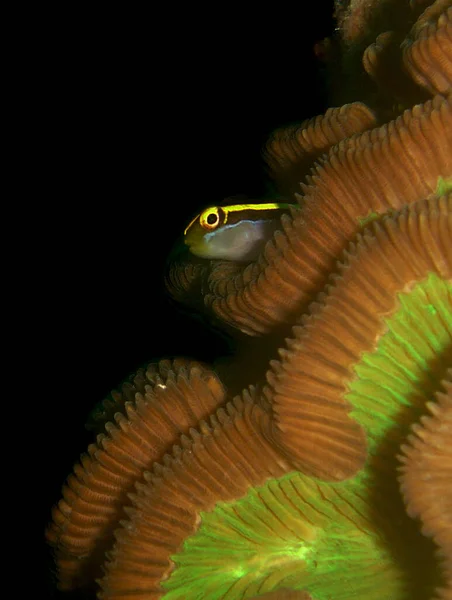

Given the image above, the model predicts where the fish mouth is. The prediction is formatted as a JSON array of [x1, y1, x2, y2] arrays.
[[183, 239, 195, 253], [183, 232, 200, 254], [185, 244, 203, 258], [183, 235, 198, 254]]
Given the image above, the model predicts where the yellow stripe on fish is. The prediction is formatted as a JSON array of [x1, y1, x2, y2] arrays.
[[184, 203, 296, 261]]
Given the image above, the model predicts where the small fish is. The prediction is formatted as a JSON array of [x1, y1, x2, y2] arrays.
[[184, 202, 295, 261]]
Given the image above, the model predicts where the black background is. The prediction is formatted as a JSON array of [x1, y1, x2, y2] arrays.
[[39, 4, 335, 597]]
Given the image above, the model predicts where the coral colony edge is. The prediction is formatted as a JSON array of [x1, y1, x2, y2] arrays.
[[46, 1, 452, 599]]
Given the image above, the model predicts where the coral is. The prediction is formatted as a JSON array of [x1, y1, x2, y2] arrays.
[[399, 370, 452, 599], [47, 1, 452, 598]]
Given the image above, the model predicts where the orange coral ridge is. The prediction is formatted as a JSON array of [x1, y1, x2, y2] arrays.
[[46, 361, 226, 591], [403, 5, 452, 95], [87, 358, 204, 432], [361, 1, 452, 102], [265, 195, 451, 481], [362, 31, 428, 103], [263, 102, 376, 198], [399, 370, 452, 599], [99, 390, 290, 598]]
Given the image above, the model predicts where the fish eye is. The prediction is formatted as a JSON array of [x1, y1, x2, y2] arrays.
[[200, 208, 220, 230]]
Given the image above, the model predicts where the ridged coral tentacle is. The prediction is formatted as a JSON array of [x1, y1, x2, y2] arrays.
[[46, 361, 226, 591], [264, 103, 376, 198], [99, 390, 290, 599], [403, 5, 452, 95], [266, 196, 452, 481], [399, 370, 452, 600]]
